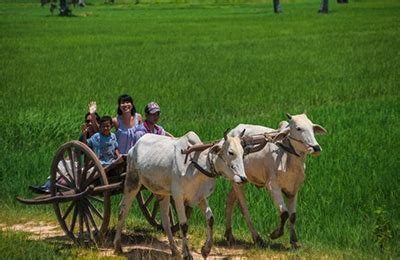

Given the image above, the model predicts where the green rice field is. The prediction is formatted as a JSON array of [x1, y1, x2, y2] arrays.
[[0, 0, 399, 258]]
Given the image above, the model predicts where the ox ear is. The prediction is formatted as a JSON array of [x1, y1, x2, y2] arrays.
[[273, 127, 290, 142], [286, 113, 293, 120], [313, 124, 327, 135], [277, 121, 289, 131], [223, 128, 231, 141]]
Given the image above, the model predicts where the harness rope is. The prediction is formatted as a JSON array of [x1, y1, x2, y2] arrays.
[[276, 139, 300, 157], [190, 147, 220, 178]]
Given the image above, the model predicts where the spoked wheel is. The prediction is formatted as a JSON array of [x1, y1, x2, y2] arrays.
[[136, 187, 192, 233], [51, 141, 111, 245]]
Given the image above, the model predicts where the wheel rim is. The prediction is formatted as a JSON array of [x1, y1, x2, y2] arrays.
[[51, 141, 111, 244], [136, 187, 190, 233]]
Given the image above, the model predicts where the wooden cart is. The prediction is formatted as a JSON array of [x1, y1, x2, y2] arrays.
[[17, 141, 183, 244]]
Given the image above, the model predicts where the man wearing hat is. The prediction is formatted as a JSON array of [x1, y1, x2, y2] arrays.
[[135, 102, 173, 141]]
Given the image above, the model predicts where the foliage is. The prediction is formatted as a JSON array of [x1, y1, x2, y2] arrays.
[[373, 207, 392, 252], [0, 230, 75, 259]]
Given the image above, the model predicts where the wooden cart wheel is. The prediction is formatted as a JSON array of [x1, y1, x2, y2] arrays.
[[51, 141, 111, 245], [136, 187, 192, 233]]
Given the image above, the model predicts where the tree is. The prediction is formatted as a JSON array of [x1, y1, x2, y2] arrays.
[[319, 0, 329, 13], [59, 0, 72, 16], [273, 0, 282, 13]]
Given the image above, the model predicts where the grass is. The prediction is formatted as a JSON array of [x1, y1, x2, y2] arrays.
[[0, 230, 75, 259], [0, 0, 399, 258], [0, 229, 126, 259]]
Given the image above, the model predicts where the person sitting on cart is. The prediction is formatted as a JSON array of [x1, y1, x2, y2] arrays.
[[29, 102, 100, 194], [79, 101, 100, 141], [82, 115, 121, 166], [135, 101, 173, 141], [112, 94, 143, 155]]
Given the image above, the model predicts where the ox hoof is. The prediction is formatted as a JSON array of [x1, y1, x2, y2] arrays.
[[270, 228, 284, 240], [224, 229, 235, 246], [171, 248, 181, 259], [114, 246, 123, 255], [201, 245, 211, 258], [291, 242, 300, 249], [183, 253, 193, 260], [254, 236, 266, 247]]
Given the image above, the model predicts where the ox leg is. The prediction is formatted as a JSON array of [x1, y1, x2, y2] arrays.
[[224, 187, 237, 245], [267, 185, 288, 240], [287, 193, 299, 249], [199, 199, 214, 258], [173, 195, 192, 260], [113, 171, 140, 254], [232, 183, 265, 247], [159, 196, 180, 257]]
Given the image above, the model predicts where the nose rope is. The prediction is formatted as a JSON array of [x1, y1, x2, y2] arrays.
[[289, 135, 319, 151], [276, 136, 301, 157], [186, 143, 244, 180], [209, 147, 246, 181], [285, 135, 320, 156], [288, 135, 306, 146]]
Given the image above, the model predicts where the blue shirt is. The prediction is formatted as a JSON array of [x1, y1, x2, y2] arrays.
[[87, 132, 118, 166]]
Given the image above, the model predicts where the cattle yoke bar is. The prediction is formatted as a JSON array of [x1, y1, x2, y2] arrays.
[[181, 132, 277, 161]]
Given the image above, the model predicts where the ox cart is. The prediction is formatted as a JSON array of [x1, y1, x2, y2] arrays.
[[17, 133, 271, 245], [17, 141, 186, 244]]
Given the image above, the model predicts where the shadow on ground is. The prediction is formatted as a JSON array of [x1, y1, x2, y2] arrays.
[[105, 227, 173, 259], [40, 225, 290, 259], [215, 238, 290, 252]]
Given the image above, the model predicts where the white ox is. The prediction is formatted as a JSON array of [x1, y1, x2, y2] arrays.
[[225, 113, 327, 248], [114, 131, 247, 258]]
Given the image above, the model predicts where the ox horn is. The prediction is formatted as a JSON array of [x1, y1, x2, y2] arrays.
[[286, 113, 293, 120], [223, 128, 230, 141], [239, 129, 246, 138]]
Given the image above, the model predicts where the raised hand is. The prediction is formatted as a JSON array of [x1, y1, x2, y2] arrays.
[[89, 101, 97, 114]]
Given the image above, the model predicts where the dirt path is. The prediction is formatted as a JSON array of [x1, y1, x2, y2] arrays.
[[0, 221, 259, 259]]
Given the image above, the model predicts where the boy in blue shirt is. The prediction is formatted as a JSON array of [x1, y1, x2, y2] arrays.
[[83, 115, 121, 166]]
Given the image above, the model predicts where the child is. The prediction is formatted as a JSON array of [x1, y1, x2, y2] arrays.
[[83, 115, 121, 166], [135, 101, 173, 141]]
